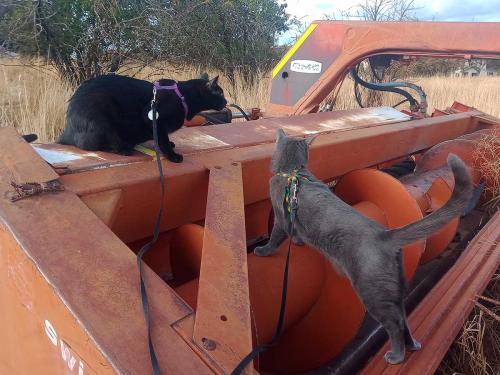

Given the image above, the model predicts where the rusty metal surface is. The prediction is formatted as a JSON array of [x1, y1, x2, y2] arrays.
[[0, 226, 112, 375], [193, 163, 254, 374], [1, 109, 496, 374], [40, 107, 410, 175], [80, 189, 123, 228], [266, 21, 500, 115], [0, 129, 213, 374], [59, 111, 485, 245], [361, 210, 500, 374], [0, 127, 59, 182]]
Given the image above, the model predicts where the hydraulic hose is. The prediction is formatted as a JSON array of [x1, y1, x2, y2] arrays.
[[350, 67, 427, 112]]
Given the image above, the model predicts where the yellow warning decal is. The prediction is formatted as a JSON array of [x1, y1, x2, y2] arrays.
[[272, 23, 318, 79]]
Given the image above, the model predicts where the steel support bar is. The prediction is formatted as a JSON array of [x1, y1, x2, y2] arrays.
[[193, 163, 254, 374]]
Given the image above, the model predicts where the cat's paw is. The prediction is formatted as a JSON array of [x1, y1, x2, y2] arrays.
[[293, 237, 305, 246], [166, 152, 183, 163], [384, 350, 405, 365], [406, 339, 422, 351], [254, 246, 272, 257], [118, 148, 134, 156]]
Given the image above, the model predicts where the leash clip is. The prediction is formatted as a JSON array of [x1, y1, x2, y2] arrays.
[[152, 86, 157, 105], [149, 87, 159, 121]]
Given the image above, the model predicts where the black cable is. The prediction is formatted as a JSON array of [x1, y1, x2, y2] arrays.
[[228, 103, 251, 121], [351, 66, 418, 109], [370, 62, 385, 82]]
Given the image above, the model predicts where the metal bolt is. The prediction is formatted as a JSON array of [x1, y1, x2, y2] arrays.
[[201, 337, 216, 351]]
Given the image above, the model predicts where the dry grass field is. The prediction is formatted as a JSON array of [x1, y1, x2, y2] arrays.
[[1, 58, 499, 141], [0, 58, 499, 373]]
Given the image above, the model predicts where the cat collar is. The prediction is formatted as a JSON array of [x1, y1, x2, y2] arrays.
[[152, 81, 189, 118]]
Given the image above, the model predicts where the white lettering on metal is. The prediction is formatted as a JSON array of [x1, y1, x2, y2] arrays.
[[290, 60, 322, 74]]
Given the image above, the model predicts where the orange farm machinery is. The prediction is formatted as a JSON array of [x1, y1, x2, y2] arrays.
[[0, 21, 499, 375]]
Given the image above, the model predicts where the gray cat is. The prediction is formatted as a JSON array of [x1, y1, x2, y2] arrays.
[[254, 129, 473, 365]]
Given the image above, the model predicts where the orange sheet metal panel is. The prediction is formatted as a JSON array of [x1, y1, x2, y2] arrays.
[[0, 226, 114, 375], [0, 127, 59, 182], [0, 129, 212, 374]]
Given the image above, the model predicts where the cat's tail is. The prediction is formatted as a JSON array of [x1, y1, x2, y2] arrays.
[[22, 134, 38, 143], [385, 154, 474, 248]]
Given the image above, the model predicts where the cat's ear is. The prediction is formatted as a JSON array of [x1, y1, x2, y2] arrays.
[[207, 75, 219, 88], [276, 128, 286, 142], [305, 134, 317, 146], [199, 72, 209, 81]]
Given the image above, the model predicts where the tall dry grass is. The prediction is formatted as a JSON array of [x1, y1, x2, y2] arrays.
[[0, 59, 72, 142], [119, 63, 271, 109], [437, 272, 500, 375], [1, 58, 499, 141], [0, 59, 270, 141]]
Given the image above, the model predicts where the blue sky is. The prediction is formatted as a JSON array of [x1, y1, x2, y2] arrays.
[[283, 0, 500, 23], [279, 0, 500, 44]]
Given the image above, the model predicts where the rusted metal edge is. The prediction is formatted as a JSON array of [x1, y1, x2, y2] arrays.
[[361, 210, 500, 374], [0, 127, 59, 183], [62, 111, 483, 198]]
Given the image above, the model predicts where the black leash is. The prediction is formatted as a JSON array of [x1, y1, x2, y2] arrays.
[[138, 88, 296, 374], [137, 89, 164, 375], [231, 180, 299, 375]]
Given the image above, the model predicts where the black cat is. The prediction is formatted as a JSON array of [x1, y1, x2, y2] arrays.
[[57, 74, 227, 163]]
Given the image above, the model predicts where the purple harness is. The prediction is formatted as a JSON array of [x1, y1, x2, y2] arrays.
[[153, 81, 189, 118]]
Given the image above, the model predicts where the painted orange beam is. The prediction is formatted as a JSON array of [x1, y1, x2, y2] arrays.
[[193, 163, 254, 374]]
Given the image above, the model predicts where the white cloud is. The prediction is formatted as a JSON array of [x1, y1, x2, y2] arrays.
[[279, 0, 500, 44], [283, 0, 500, 24], [283, 0, 359, 23]]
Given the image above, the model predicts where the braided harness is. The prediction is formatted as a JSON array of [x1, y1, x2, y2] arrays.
[[276, 169, 311, 223]]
